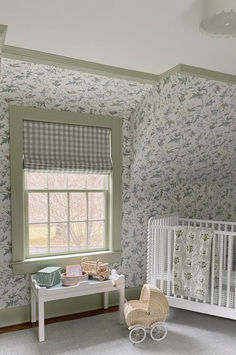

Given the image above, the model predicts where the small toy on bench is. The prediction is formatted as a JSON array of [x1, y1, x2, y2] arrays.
[[124, 284, 169, 344], [81, 257, 111, 281]]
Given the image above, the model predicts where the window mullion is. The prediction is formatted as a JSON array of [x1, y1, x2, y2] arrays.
[[86, 190, 88, 250], [47, 192, 50, 253], [67, 192, 70, 252]]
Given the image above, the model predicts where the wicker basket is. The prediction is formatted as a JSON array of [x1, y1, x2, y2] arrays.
[[81, 257, 111, 281], [124, 284, 169, 328], [61, 272, 88, 287]]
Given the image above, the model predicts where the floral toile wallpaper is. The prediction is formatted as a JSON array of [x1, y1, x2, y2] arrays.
[[124, 73, 236, 288], [0, 58, 153, 309], [0, 58, 236, 309], [131, 73, 236, 187]]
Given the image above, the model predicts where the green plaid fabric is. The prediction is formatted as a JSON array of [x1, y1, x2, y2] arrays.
[[23, 120, 112, 173]]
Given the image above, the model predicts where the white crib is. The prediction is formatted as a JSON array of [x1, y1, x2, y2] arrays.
[[147, 214, 236, 320]]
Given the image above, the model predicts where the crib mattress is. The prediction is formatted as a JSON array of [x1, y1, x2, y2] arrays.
[[156, 270, 235, 308]]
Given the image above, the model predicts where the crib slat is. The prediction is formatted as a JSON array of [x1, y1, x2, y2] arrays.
[[187, 219, 192, 300], [234, 235, 236, 310], [218, 234, 223, 306], [223, 237, 227, 270], [202, 224, 206, 306], [147, 221, 151, 284], [211, 235, 216, 305], [235, 268, 236, 309], [226, 235, 233, 308], [153, 220, 158, 287], [150, 220, 154, 285], [179, 220, 184, 300], [193, 220, 200, 303], [160, 218, 164, 292], [147, 220, 151, 284], [167, 229, 171, 296]]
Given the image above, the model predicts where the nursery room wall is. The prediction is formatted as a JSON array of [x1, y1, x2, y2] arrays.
[[0, 57, 152, 311], [127, 71, 236, 282], [0, 56, 236, 321], [130, 72, 236, 221]]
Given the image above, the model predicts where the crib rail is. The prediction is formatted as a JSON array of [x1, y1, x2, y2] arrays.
[[147, 214, 236, 320]]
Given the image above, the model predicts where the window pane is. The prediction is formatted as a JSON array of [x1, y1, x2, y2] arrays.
[[50, 223, 68, 253], [28, 193, 48, 223], [70, 193, 86, 221], [70, 222, 86, 250], [88, 221, 104, 249], [47, 173, 67, 189], [88, 192, 105, 220], [50, 193, 67, 222], [26, 172, 47, 190], [68, 174, 86, 189], [29, 224, 48, 255], [87, 175, 104, 189]]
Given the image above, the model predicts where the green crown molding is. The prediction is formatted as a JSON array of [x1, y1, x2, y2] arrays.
[[2, 45, 158, 84], [158, 64, 236, 85], [2, 44, 236, 85], [176, 64, 236, 85], [0, 24, 8, 45]]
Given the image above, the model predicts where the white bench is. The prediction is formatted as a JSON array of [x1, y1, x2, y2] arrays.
[[30, 271, 125, 342]]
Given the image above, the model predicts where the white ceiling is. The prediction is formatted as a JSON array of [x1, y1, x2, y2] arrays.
[[0, 0, 236, 75]]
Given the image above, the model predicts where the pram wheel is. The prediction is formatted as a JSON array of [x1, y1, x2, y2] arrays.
[[150, 322, 167, 342], [129, 326, 146, 344]]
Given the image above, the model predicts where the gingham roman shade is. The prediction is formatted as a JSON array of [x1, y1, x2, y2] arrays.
[[23, 120, 112, 173]]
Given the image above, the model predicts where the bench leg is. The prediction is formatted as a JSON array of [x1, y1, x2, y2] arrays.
[[31, 288, 37, 323], [38, 299, 45, 342], [104, 292, 109, 309]]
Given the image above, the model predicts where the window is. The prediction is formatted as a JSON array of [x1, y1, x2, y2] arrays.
[[10, 106, 122, 274], [26, 173, 108, 257]]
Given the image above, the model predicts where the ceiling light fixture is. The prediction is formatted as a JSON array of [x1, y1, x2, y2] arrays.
[[200, 0, 236, 37]]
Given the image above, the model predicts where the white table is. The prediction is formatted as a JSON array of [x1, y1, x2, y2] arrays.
[[30, 272, 125, 342]]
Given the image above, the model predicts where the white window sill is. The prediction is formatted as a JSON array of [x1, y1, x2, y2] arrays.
[[12, 251, 121, 275]]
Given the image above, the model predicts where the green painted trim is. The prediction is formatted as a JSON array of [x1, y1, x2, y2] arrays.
[[0, 24, 8, 45], [0, 286, 141, 327], [159, 65, 181, 80], [9, 106, 25, 263], [0, 304, 30, 328], [12, 251, 121, 275], [3, 45, 236, 85], [2, 45, 158, 84], [176, 64, 236, 85], [9, 106, 122, 274], [159, 63, 236, 85]]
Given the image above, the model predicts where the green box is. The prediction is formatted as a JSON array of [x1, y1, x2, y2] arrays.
[[37, 266, 62, 287]]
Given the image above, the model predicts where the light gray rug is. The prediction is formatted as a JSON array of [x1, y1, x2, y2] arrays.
[[0, 308, 235, 355]]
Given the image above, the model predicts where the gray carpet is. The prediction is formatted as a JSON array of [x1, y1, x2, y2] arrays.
[[0, 308, 235, 355]]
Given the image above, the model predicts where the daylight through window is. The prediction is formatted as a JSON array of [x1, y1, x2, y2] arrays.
[[25, 172, 108, 256]]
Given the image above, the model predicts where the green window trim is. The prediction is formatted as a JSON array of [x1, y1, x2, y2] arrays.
[[12, 251, 121, 275], [9, 105, 122, 275]]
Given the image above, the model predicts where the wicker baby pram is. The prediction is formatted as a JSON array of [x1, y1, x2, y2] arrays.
[[124, 284, 169, 344]]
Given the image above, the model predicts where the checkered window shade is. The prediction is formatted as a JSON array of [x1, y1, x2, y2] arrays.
[[23, 120, 112, 173]]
